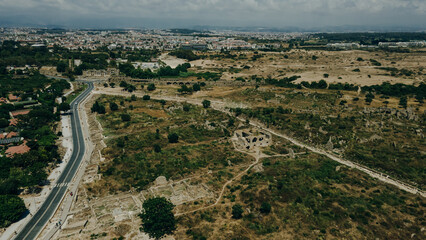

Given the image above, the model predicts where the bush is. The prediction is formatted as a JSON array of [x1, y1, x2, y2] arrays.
[[109, 102, 118, 111], [143, 95, 151, 100], [147, 83, 156, 91], [193, 83, 201, 92], [232, 204, 244, 219], [153, 144, 162, 153], [260, 202, 271, 214], [183, 104, 190, 112], [168, 133, 179, 143], [399, 96, 407, 108], [121, 114, 131, 122], [202, 100, 211, 108]]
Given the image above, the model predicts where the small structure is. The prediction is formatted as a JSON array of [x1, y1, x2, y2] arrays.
[[233, 128, 272, 152]]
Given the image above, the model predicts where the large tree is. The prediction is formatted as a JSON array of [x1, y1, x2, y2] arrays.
[[140, 197, 176, 239], [0, 195, 27, 228]]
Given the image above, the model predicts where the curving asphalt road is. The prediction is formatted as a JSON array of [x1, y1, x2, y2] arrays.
[[15, 82, 93, 240]]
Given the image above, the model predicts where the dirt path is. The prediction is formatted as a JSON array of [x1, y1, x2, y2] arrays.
[[93, 88, 425, 198]]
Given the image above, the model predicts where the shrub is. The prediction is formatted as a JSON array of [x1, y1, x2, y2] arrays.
[[121, 114, 131, 122], [183, 104, 190, 112], [109, 102, 118, 111], [168, 133, 179, 143], [232, 204, 244, 219], [260, 202, 271, 214], [202, 100, 211, 108], [143, 95, 151, 100], [153, 144, 162, 153], [147, 83, 156, 91]]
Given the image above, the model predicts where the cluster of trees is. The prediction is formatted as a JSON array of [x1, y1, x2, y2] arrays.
[[119, 81, 136, 92], [119, 63, 191, 79], [0, 195, 27, 228], [169, 49, 199, 61], [91, 101, 106, 114], [362, 82, 425, 101], [177, 83, 204, 93], [265, 75, 423, 101], [126, 49, 160, 62], [1, 78, 70, 227], [0, 40, 59, 67]]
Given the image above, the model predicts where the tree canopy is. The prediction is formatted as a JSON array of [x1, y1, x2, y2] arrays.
[[139, 197, 176, 239], [0, 195, 27, 228]]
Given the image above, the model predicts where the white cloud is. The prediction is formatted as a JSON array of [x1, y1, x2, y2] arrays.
[[0, 0, 424, 27]]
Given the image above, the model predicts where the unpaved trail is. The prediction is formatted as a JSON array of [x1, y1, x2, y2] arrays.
[[93, 88, 425, 198]]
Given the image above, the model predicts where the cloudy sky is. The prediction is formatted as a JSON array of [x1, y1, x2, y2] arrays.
[[0, 0, 425, 30]]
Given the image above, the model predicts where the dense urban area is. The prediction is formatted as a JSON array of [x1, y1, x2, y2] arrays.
[[0, 28, 425, 240]]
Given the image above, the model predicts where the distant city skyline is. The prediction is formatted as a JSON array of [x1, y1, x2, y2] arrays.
[[0, 0, 425, 31]]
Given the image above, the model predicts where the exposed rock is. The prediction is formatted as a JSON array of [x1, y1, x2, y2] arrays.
[[252, 163, 264, 173], [326, 137, 333, 150], [319, 126, 328, 134], [289, 148, 295, 159], [154, 176, 168, 186], [304, 122, 310, 130]]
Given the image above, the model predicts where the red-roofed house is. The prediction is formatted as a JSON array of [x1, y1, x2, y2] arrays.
[[8, 94, 21, 102], [6, 141, 30, 157], [6, 132, 18, 138], [9, 118, 18, 126], [11, 109, 30, 117]]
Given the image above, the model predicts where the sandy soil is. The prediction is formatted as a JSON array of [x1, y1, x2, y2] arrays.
[[159, 53, 187, 68]]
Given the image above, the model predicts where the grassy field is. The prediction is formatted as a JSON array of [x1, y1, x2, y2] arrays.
[[89, 95, 251, 194], [176, 153, 426, 240], [216, 87, 425, 188]]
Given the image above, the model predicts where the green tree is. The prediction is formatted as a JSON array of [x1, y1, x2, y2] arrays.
[[56, 61, 67, 73], [131, 94, 137, 101], [192, 83, 201, 92], [147, 83, 156, 91], [143, 95, 151, 100], [0, 118, 8, 128], [399, 96, 407, 108], [168, 133, 179, 143], [178, 85, 192, 93], [153, 144, 162, 153], [183, 104, 190, 112], [0, 195, 27, 228], [260, 202, 271, 214], [121, 113, 131, 122], [109, 102, 118, 111], [58, 102, 70, 112], [202, 100, 211, 109], [139, 197, 176, 239], [119, 81, 128, 88], [232, 204, 243, 219]]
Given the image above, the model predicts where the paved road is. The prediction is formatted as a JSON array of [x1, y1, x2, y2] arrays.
[[15, 82, 93, 240]]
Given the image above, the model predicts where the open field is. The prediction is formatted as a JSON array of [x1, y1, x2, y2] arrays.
[[58, 84, 425, 239], [183, 49, 425, 86]]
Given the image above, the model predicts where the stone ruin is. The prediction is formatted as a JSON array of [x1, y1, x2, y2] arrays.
[[233, 128, 272, 152]]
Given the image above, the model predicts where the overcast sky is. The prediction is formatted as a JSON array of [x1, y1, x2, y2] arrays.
[[0, 0, 425, 30]]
